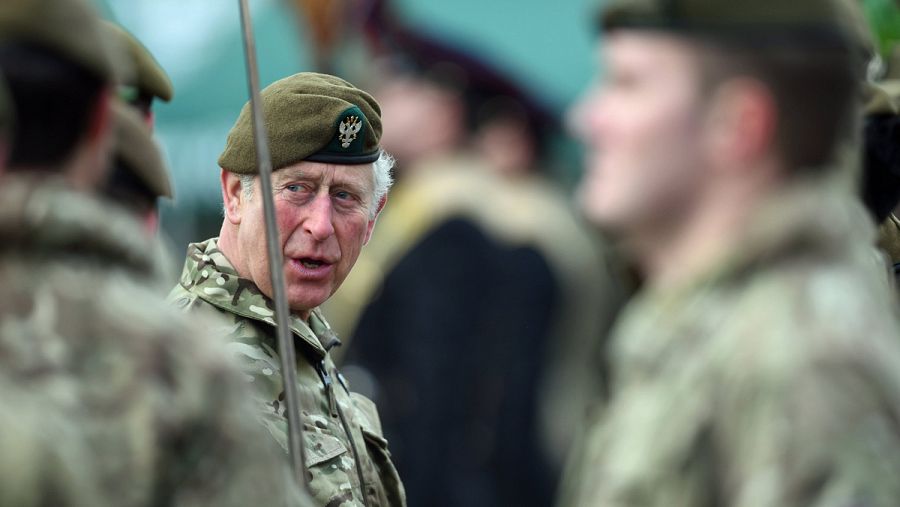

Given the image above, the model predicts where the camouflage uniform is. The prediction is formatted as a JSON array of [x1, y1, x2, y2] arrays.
[[168, 238, 406, 507], [561, 182, 900, 507], [0, 177, 310, 507]]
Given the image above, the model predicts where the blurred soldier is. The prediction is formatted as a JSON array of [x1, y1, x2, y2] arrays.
[[559, 0, 900, 505], [0, 0, 310, 505], [103, 102, 172, 234], [167, 72, 406, 507], [325, 15, 627, 504], [103, 20, 173, 125], [101, 21, 174, 234]]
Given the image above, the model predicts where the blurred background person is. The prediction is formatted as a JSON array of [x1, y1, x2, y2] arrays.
[[560, 0, 900, 506], [100, 21, 175, 235], [316, 3, 628, 505]]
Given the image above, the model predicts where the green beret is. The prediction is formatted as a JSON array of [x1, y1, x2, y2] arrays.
[[103, 21, 173, 102], [112, 101, 172, 198], [599, 0, 859, 50], [0, 0, 116, 81], [218, 72, 382, 174]]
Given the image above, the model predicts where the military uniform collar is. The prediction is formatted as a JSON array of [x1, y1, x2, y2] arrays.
[[177, 237, 341, 356], [644, 178, 873, 301]]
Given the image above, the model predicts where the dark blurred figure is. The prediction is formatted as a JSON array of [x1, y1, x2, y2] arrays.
[[0, 76, 10, 172], [862, 47, 900, 288], [324, 8, 626, 506], [559, 0, 900, 505]]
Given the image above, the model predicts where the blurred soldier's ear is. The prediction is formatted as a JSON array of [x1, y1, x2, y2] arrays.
[[704, 77, 779, 173], [221, 169, 247, 225]]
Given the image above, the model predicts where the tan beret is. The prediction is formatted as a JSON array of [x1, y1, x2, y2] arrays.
[[218, 72, 382, 174], [112, 101, 172, 199], [0, 0, 116, 81], [103, 21, 173, 102]]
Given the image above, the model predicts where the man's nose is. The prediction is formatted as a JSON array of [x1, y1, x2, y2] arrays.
[[303, 193, 336, 241]]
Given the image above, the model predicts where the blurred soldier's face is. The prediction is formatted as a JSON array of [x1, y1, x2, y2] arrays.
[[232, 162, 380, 316], [377, 76, 464, 165], [576, 32, 712, 234]]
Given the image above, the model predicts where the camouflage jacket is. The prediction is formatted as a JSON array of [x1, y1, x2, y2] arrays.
[[0, 178, 310, 507], [167, 238, 406, 507], [560, 183, 900, 507]]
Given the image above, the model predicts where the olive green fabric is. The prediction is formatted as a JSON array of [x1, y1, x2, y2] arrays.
[[103, 21, 173, 102], [599, 0, 859, 49], [218, 72, 382, 174], [0, 0, 116, 81], [112, 101, 172, 198]]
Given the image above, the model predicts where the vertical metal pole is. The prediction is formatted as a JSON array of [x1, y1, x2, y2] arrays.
[[236, 0, 309, 492]]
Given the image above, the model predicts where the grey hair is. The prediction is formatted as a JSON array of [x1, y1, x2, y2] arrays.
[[235, 150, 395, 219], [370, 150, 395, 218]]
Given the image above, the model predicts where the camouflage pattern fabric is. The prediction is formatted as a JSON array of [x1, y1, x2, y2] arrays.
[[0, 177, 311, 507], [168, 238, 406, 507], [560, 181, 900, 507], [877, 213, 900, 289]]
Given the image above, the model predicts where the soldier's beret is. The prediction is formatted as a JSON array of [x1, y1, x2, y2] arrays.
[[0, 0, 117, 82], [112, 101, 172, 199], [598, 0, 860, 51], [103, 21, 174, 103], [218, 72, 382, 174]]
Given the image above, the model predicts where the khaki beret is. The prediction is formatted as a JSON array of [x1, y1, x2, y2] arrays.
[[103, 21, 173, 102], [599, 0, 859, 50], [112, 101, 172, 198], [0, 0, 116, 81], [219, 72, 382, 174]]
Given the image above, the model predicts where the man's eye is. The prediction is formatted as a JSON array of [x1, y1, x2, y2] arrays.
[[286, 184, 301, 192], [334, 191, 352, 200]]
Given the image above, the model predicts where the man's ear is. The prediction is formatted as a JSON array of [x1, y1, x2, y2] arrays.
[[363, 195, 388, 245], [704, 78, 777, 171], [221, 169, 247, 225]]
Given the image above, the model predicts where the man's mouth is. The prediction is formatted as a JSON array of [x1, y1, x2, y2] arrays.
[[299, 258, 325, 269]]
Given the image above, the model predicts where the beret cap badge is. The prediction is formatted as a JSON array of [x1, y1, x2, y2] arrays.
[[339, 115, 362, 148]]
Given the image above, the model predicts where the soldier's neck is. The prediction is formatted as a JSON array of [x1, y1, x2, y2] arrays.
[[639, 172, 777, 293]]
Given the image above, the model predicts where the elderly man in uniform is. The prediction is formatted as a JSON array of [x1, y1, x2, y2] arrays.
[[168, 72, 405, 507], [0, 0, 310, 505], [558, 0, 900, 506]]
